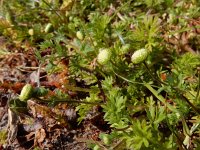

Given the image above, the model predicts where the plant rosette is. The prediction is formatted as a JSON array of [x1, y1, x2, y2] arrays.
[[97, 48, 111, 65], [131, 48, 148, 64]]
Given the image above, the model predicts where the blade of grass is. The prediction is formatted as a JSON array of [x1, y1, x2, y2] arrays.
[[144, 83, 179, 113]]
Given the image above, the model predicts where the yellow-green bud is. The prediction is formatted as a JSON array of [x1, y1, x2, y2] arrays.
[[45, 23, 54, 33], [131, 48, 148, 64], [97, 49, 111, 65], [28, 29, 34, 36], [19, 84, 33, 101], [76, 31, 84, 40]]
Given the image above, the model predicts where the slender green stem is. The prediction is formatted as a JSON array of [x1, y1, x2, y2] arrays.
[[196, 71, 200, 101], [64, 84, 91, 93], [114, 71, 160, 88], [34, 97, 102, 105], [165, 115, 188, 150], [179, 94, 200, 115], [143, 62, 167, 85], [112, 139, 126, 150], [114, 71, 146, 85], [41, 0, 63, 20]]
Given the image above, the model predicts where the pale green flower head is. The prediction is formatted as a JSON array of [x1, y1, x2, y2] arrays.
[[97, 48, 111, 65], [131, 48, 148, 64]]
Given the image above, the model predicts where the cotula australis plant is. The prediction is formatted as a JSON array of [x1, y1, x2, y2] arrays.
[[1, 0, 200, 149]]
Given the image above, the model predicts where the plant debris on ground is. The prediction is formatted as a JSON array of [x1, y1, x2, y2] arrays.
[[0, 0, 200, 150]]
